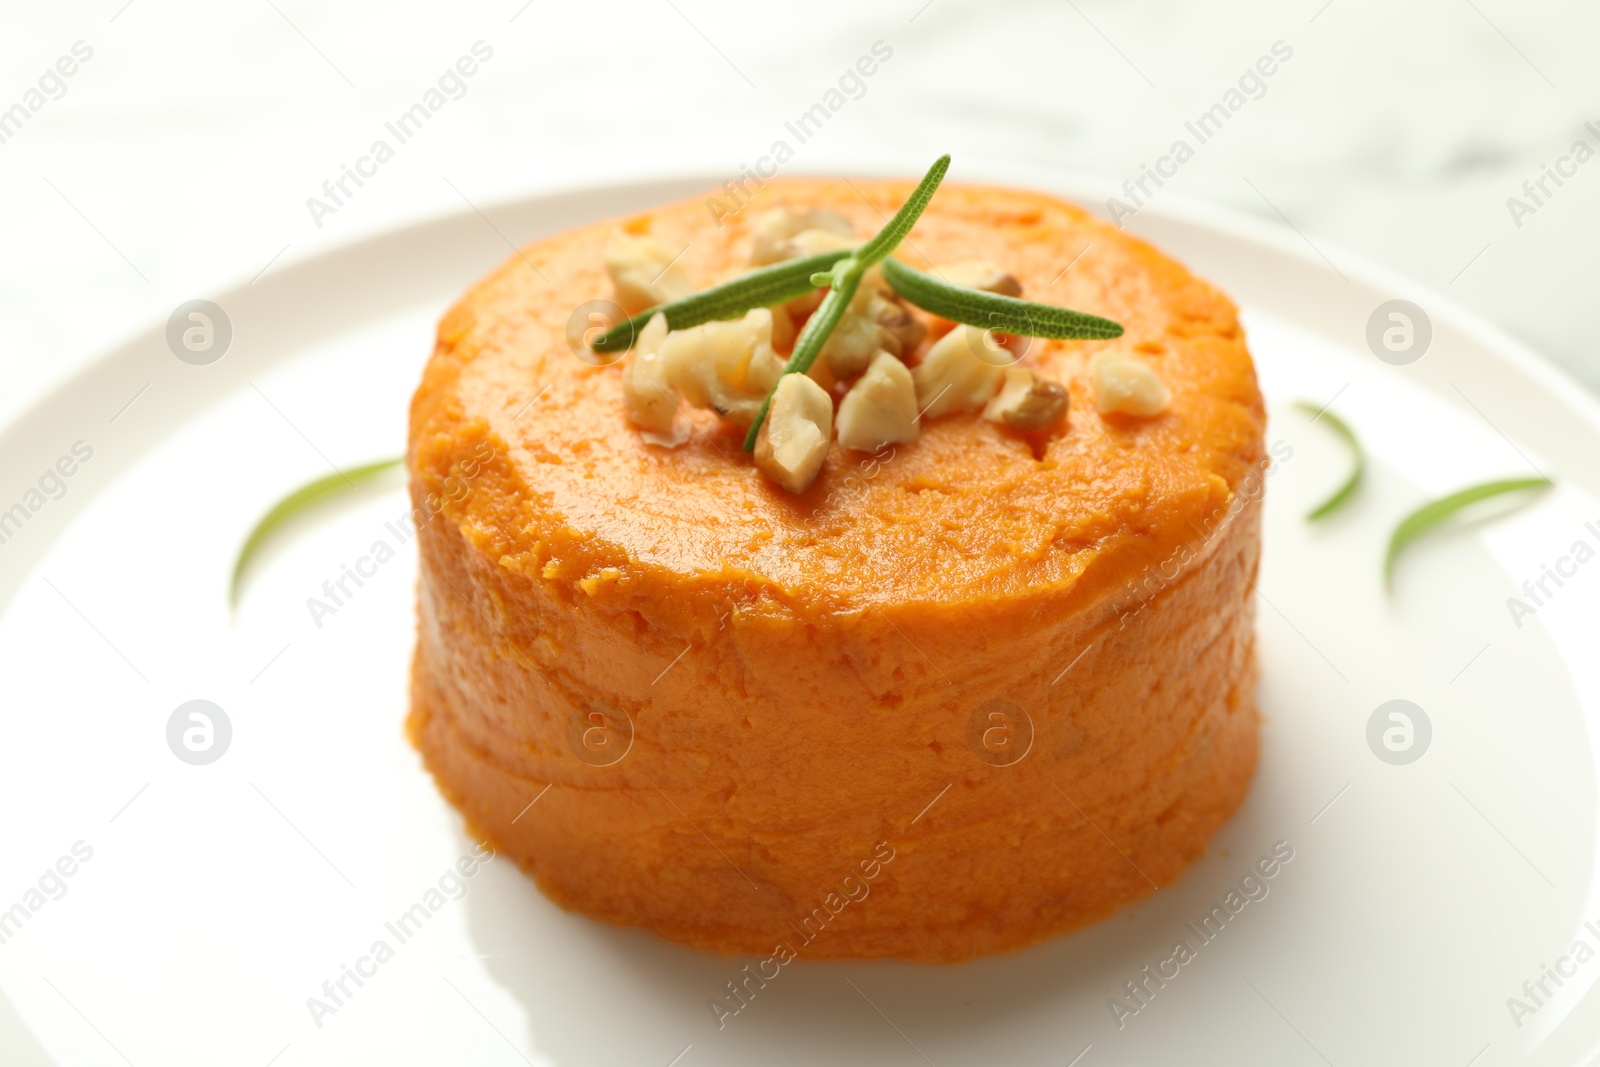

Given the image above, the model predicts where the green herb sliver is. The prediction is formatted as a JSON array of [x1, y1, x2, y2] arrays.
[[1293, 401, 1365, 520], [881, 258, 1125, 340], [851, 155, 951, 269], [743, 154, 952, 451], [231, 458, 403, 607], [590, 249, 853, 354], [1384, 476, 1552, 591]]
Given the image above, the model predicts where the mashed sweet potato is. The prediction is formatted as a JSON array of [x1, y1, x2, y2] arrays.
[[406, 178, 1265, 961]]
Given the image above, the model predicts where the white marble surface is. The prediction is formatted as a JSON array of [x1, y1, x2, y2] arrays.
[[2, 0, 1597, 431]]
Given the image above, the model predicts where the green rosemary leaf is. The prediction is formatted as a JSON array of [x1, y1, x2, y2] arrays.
[[1384, 476, 1552, 590], [1293, 401, 1365, 520], [590, 249, 852, 354], [231, 458, 403, 606], [881, 258, 1125, 340], [742, 155, 953, 450], [853, 154, 951, 268]]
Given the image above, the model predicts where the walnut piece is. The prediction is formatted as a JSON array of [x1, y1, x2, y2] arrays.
[[621, 309, 790, 434], [936, 260, 1022, 298], [661, 308, 786, 428], [754, 373, 833, 493], [749, 208, 856, 266], [1091, 353, 1170, 416], [983, 367, 1068, 431], [836, 350, 921, 452], [620, 313, 677, 437], [604, 231, 692, 314], [911, 325, 1008, 418]]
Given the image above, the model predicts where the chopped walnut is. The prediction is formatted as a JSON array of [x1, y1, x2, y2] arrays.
[[747, 210, 901, 325], [662, 308, 786, 427], [621, 309, 789, 434], [983, 367, 1068, 431], [620, 314, 686, 445], [910, 325, 1008, 418], [819, 311, 885, 378], [836, 351, 921, 452], [1091, 353, 1170, 416], [868, 293, 926, 355], [604, 231, 692, 314], [819, 286, 927, 378], [936, 260, 1022, 298], [788, 227, 860, 257], [754, 373, 833, 493], [749, 208, 856, 266], [776, 227, 868, 320], [768, 297, 796, 353]]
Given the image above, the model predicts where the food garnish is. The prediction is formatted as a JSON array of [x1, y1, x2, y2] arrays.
[[752, 374, 833, 492], [603, 232, 693, 314], [592, 250, 851, 354], [597, 154, 1130, 490], [231, 458, 402, 606], [1090, 352, 1170, 416], [1293, 401, 1364, 520], [984, 367, 1069, 431], [749, 207, 855, 266], [880, 258, 1123, 341], [931, 260, 1022, 298], [1384, 477, 1552, 590], [836, 351, 921, 452], [742, 154, 954, 450], [911, 325, 1008, 418]]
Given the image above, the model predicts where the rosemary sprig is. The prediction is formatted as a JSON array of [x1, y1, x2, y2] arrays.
[[852, 155, 950, 268], [1293, 401, 1364, 520], [738, 284, 855, 452], [880, 258, 1124, 340], [1384, 476, 1552, 590], [590, 249, 853, 354], [743, 154, 952, 450], [231, 458, 403, 606]]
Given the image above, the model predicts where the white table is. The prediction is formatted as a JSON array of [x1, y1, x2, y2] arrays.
[[2, 0, 1595, 418]]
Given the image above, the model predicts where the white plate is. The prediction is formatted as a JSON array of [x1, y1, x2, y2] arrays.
[[2, 171, 1599, 1067]]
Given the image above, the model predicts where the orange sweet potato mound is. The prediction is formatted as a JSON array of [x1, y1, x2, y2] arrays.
[[406, 178, 1265, 961]]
